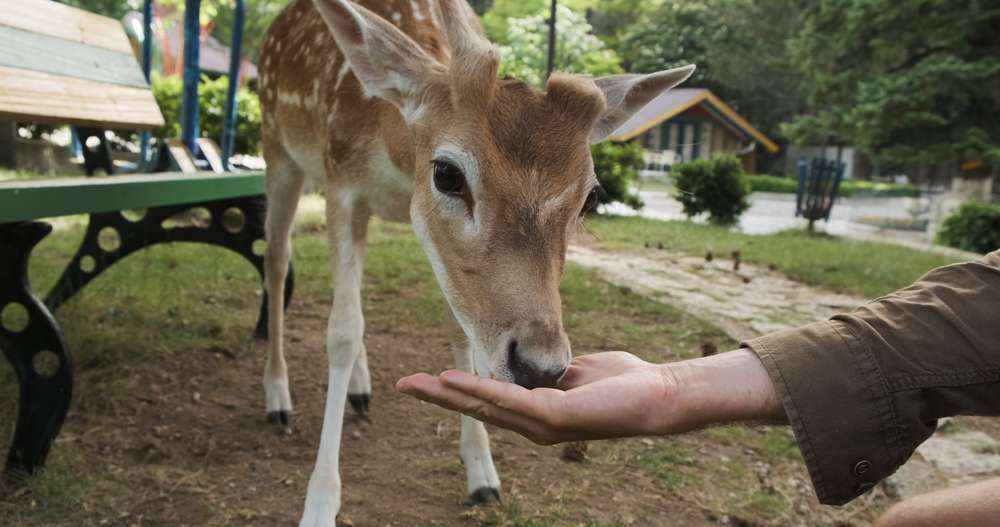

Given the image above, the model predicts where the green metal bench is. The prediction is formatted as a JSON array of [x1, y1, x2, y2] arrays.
[[0, 172, 293, 473]]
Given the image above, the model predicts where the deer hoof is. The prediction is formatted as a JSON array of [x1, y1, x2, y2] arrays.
[[347, 393, 371, 418], [266, 410, 290, 426], [465, 487, 501, 506]]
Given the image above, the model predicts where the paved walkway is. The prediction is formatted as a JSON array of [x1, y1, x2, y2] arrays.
[[567, 243, 1000, 501], [568, 244, 861, 342]]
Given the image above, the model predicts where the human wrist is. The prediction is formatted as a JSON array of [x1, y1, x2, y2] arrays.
[[662, 348, 785, 433]]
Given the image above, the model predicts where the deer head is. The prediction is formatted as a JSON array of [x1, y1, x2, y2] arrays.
[[315, 0, 694, 388]]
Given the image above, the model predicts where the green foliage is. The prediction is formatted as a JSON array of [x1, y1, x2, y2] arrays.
[[785, 0, 1000, 169], [747, 174, 919, 198], [467, 0, 494, 16], [590, 141, 645, 210], [482, 0, 601, 44], [616, 0, 804, 158], [673, 154, 750, 225], [495, 4, 622, 86], [151, 73, 262, 154], [747, 174, 798, 194], [213, 0, 292, 61], [150, 73, 183, 140], [937, 202, 1000, 255], [840, 180, 919, 198], [198, 75, 262, 155]]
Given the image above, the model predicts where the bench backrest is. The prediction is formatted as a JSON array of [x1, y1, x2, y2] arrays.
[[0, 0, 164, 130]]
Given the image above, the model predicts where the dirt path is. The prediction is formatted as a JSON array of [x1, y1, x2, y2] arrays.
[[567, 244, 1000, 502], [567, 245, 863, 341]]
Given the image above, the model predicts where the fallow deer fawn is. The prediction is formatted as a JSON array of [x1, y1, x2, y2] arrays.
[[258, 0, 693, 524]]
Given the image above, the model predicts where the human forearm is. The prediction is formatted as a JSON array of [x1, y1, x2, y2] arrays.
[[662, 348, 786, 433]]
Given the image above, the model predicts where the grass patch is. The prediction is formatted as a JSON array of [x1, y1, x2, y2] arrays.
[[1, 207, 874, 525], [584, 215, 961, 298]]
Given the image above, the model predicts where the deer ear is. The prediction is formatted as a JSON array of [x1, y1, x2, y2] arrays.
[[588, 65, 696, 144], [313, 0, 446, 122]]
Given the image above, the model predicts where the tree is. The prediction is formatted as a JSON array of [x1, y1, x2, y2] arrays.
[[467, 0, 493, 15], [482, 0, 599, 44], [213, 0, 292, 61], [497, 4, 622, 87], [615, 0, 806, 172], [785, 0, 1000, 170]]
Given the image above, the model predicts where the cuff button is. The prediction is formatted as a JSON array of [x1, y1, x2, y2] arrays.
[[853, 459, 872, 476]]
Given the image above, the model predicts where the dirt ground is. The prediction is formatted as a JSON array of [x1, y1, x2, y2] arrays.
[[1, 288, 901, 527], [0, 217, 913, 527], [0, 295, 725, 526]]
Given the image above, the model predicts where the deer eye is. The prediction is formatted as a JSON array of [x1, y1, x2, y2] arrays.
[[433, 160, 466, 196], [581, 187, 601, 216]]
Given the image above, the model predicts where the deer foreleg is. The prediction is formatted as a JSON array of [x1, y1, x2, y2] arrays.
[[299, 195, 370, 527], [445, 307, 502, 504]]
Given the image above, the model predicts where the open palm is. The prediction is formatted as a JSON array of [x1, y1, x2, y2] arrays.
[[396, 351, 681, 444]]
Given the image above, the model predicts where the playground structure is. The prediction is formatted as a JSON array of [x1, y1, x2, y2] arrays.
[[139, 0, 248, 172]]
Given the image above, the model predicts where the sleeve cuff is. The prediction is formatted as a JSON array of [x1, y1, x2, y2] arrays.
[[743, 320, 903, 505]]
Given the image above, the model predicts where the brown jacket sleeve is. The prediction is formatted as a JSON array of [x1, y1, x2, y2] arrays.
[[742, 250, 1000, 505]]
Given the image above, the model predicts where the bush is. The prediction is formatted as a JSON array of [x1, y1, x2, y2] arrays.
[[591, 141, 645, 210], [839, 180, 919, 198], [674, 154, 750, 225], [748, 174, 798, 193], [151, 73, 262, 155], [746, 174, 919, 198], [936, 201, 1000, 254]]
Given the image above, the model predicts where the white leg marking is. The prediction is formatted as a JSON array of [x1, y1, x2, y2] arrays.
[[445, 307, 501, 498], [299, 194, 369, 527]]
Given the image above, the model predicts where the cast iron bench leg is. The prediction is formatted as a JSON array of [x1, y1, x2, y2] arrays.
[[0, 222, 74, 474], [43, 196, 293, 339]]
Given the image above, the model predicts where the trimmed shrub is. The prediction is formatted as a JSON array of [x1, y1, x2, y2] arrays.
[[151, 73, 262, 155], [748, 174, 798, 193], [937, 201, 1000, 254], [674, 154, 750, 225], [840, 180, 919, 198], [747, 174, 919, 198], [591, 141, 645, 210]]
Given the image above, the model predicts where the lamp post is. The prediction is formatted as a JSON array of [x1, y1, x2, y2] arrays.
[[180, 0, 201, 157], [545, 0, 557, 81], [221, 0, 245, 171]]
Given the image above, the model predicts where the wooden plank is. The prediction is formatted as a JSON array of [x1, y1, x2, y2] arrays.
[[0, 65, 164, 129], [0, 0, 134, 55], [0, 172, 265, 223], [0, 26, 149, 89], [167, 139, 199, 174], [196, 138, 226, 173]]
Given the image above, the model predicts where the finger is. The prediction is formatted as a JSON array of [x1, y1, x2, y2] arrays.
[[559, 352, 628, 389], [397, 373, 554, 441], [438, 370, 554, 416]]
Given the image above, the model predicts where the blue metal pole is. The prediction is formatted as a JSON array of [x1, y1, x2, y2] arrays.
[[139, 0, 154, 168], [221, 0, 245, 171], [180, 0, 201, 157]]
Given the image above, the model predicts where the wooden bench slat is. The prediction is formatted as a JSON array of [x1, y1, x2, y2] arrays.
[[0, 26, 150, 89], [0, 172, 265, 223], [0, 65, 164, 129], [0, 0, 134, 55]]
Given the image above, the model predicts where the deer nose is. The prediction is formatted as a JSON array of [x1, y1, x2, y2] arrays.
[[506, 321, 570, 390]]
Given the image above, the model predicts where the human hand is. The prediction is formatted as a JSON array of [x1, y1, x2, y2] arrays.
[[396, 351, 677, 444], [395, 349, 784, 445]]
